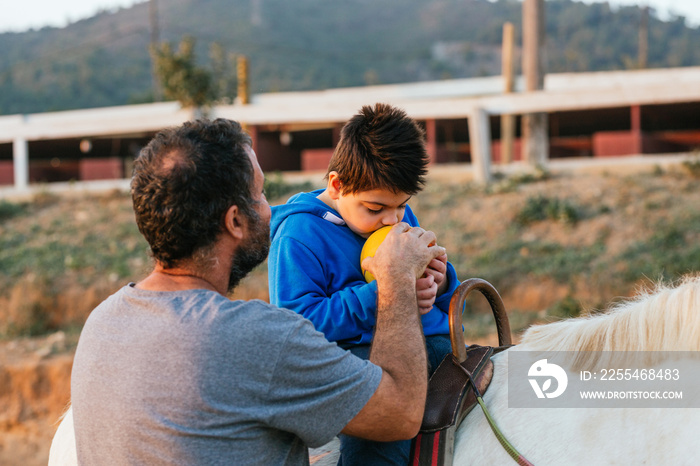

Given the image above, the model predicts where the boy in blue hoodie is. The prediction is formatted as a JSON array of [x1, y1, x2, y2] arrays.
[[268, 103, 459, 465]]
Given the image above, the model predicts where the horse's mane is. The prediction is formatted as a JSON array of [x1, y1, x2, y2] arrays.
[[519, 275, 700, 356]]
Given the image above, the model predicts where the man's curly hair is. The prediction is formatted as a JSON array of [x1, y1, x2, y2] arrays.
[[131, 119, 256, 268]]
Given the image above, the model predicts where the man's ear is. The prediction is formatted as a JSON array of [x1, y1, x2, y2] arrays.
[[327, 172, 342, 200], [223, 205, 245, 240]]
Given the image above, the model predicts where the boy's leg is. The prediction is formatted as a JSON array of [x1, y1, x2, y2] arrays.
[[338, 344, 411, 466], [425, 334, 458, 376], [338, 437, 411, 466]]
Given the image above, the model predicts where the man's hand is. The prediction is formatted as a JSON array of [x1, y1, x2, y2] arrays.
[[345, 223, 445, 441], [361, 223, 446, 288], [362, 225, 447, 315]]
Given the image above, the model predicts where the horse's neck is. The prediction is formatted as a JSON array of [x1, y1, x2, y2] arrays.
[[454, 350, 700, 465]]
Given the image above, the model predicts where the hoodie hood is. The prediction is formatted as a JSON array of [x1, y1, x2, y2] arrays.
[[270, 189, 345, 239]]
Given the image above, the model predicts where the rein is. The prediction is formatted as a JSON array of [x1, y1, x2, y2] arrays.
[[455, 358, 534, 466], [451, 279, 533, 466]]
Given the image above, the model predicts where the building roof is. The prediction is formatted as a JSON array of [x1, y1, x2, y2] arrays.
[[1, 66, 700, 143]]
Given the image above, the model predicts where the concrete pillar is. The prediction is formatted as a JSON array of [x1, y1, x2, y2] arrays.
[[468, 108, 492, 185], [631, 105, 642, 133], [522, 113, 548, 165], [630, 105, 643, 154], [424, 119, 438, 164], [247, 125, 259, 155], [13, 137, 28, 190], [332, 124, 342, 146]]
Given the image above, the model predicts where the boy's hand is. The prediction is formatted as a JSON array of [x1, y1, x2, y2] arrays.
[[416, 273, 437, 315], [424, 254, 449, 296]]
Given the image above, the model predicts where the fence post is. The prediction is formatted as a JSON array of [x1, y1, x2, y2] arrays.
[[237, 55, 249, 105]]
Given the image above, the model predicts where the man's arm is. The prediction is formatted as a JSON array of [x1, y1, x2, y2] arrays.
[[341, 223, 445, 441]]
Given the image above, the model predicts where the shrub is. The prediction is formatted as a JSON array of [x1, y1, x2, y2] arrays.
[[488, 166, 551, 193], [516, 195, 580, 225], [264, 172, 314, 201], [0, 277, 54, 338], [0, 200, 26, 222], [681, 158, 700, 178], [615, 217, 700, 283], [547, 295, 582, 319]]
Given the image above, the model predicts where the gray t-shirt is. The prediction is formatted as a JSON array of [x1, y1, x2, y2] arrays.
[[71, 284, 382, 465]]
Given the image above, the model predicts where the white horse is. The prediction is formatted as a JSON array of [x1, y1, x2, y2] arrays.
[[454, 276, 700, 465], [49, 405, 76, 466], [50, 277, 700, 465]]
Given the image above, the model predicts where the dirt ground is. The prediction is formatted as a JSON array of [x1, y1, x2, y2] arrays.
[[0, 332, 74, 465], [2, 154, 699, 465]]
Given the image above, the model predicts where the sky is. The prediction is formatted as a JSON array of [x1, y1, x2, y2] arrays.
[[0, 0, 142, 33], [579, 0, 700, 26], [0, 0, 698, 33]]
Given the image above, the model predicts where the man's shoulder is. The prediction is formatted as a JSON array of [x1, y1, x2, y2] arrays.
[[92, 288, 302, 331], [221, 299, 309, 330], [230, 298, 297, 315], [222, 300, 346, 359]]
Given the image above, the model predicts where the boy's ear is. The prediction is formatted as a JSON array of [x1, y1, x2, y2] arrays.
[[223, 205, 245, 241], [327, 171, 342, 200]]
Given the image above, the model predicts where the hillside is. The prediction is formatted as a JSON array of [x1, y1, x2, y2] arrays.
[[1, 0, 700, 115], [1, 160, 700, 464]]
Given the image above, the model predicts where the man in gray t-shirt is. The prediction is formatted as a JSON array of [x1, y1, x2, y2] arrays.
[[52, 119, 446, 465], [72, 287, 382, 464]]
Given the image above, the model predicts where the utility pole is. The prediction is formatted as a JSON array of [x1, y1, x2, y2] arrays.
[[638, 6, 649, 69], [251, 0, 262, 26], [501, 22, 515, 164], [149, 0, 163, 101], [522, 0, 548, 166]]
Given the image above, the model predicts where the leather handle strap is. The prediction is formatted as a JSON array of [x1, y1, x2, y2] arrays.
[[448, 278, 513, 363]]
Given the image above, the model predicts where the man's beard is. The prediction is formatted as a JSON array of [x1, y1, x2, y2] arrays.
[[227, 211, 270, 293]]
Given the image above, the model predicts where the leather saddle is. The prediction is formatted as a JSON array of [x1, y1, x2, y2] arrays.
[[410, 278, 513, 466]]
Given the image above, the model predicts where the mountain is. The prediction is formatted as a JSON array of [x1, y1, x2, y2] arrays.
[[1, 0, 699, 116]]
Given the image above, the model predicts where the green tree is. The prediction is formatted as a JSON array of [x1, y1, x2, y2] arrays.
[[151, 35, 235, 110]]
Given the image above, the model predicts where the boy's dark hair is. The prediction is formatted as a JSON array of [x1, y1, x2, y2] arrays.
[[326, 103, 428, 195], [131, 118, 256, 268]]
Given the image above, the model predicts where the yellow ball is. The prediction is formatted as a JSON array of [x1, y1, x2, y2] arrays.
[[360, 226, 392, 282]]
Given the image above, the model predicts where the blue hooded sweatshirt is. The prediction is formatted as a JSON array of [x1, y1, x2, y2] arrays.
[[268, 189, 458, 345]]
